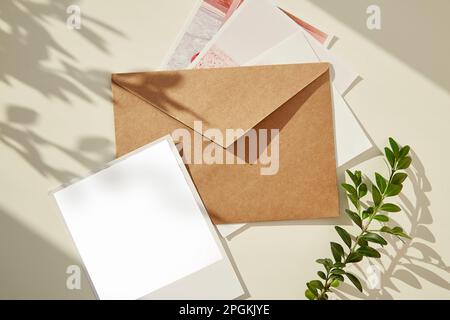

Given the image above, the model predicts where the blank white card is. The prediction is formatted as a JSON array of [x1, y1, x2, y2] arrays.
[[53, 137, 223, 300]]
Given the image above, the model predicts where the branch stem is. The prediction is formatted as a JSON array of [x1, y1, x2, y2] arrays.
[[316, 167, 397, 300]]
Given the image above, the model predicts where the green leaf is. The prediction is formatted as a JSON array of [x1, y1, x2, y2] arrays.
[[399, 145, 410, 158], [362, 207, 374, 219], [346, 252, 363, 263], [385, 184, 403, 197], [305, 289, 316, 300], [330, 274, 345, 282], [357, 246, 381, 258], [391, 172, 408, 185], [331, 269, 345, 275], [358, 238, 368, 247], [389, 137, 400, 158], [361, 232, 388, 246], [373, 214, 389, 222], [345, 209, 362, 228], [306, 281, 321, 295], [317, 271, 326, 280], [381, 203, 401, 212], [397, 156, 412, 170], [348, 193, 359, 209], [330, 242, 344, 263], [372, 184, 382, 206], [331, 279, 340, 288], [385, 147, 395, 168], [309, 280, 324, 290], [355, 171, 362, 184], [316, 258, 333, 267], [375, 173, 387, 193], [341, 183, 357, 196], [358, 183, 368, 198], [345, 272, 363, 292], [398, 232, 411, 239], [392, 226, 412, 239], [335, 226, 352, 248], [306, 283, 317, 296], [346, 170, 360, 186], [380, 226, 395, 234], [333, 262, 345, 268]]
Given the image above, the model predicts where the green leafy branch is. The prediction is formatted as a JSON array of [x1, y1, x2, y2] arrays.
[[305, 138, 412, 300]]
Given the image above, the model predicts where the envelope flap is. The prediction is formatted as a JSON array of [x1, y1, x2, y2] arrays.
[[112, 63, 329, 148]]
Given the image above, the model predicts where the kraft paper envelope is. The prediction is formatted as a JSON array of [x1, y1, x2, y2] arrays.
[[112, 63, 339, 224]]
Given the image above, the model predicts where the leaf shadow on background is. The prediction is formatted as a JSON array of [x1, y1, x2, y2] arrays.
[[0, 205, 96, 299], [1, 0, 215, 181], [0, 0, 126, 102], [113, 71, 209, 123], [333, 150, 450, 299], [1, 105, 114, 183]]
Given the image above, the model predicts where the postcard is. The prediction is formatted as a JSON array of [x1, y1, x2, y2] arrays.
[[161, 0, 334, 70], [52, 136, 243, 299], [189, 0, 358, 95]]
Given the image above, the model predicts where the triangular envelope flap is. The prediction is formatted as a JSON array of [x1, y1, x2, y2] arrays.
[[112, 63, 329, 148]]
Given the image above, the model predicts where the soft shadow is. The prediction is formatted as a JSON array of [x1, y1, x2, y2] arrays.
[[342, 75, 363, 97], [0, 206, 95, 299], [113, 71, 208, 123], [307, 0, 450, 93], [218, 236, 251, 300], [334, 150, 450, 299], [327, 35, 339, 49], [0, 0, 124, 102], [0, 105, 114, 183]]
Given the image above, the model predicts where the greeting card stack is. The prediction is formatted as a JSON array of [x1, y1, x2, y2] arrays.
[[52, 0, 371, 300]]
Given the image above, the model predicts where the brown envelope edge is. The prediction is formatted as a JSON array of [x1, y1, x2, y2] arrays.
[[111, 63, 331, 149]]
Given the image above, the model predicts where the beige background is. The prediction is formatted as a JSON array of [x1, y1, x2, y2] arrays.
[[0, 0, 449, 299]]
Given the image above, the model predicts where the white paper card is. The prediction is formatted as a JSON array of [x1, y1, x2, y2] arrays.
[[189, 0, 299, 68], [189, 0, 358, 95], [302, 30, 359, 95], [53, 137, 227, 300]]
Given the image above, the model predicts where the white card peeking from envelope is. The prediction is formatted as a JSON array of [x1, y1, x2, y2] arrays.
[[246, 31, 372, 167], [190, 0, 358, 95], [52, 136, 243, 300]]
